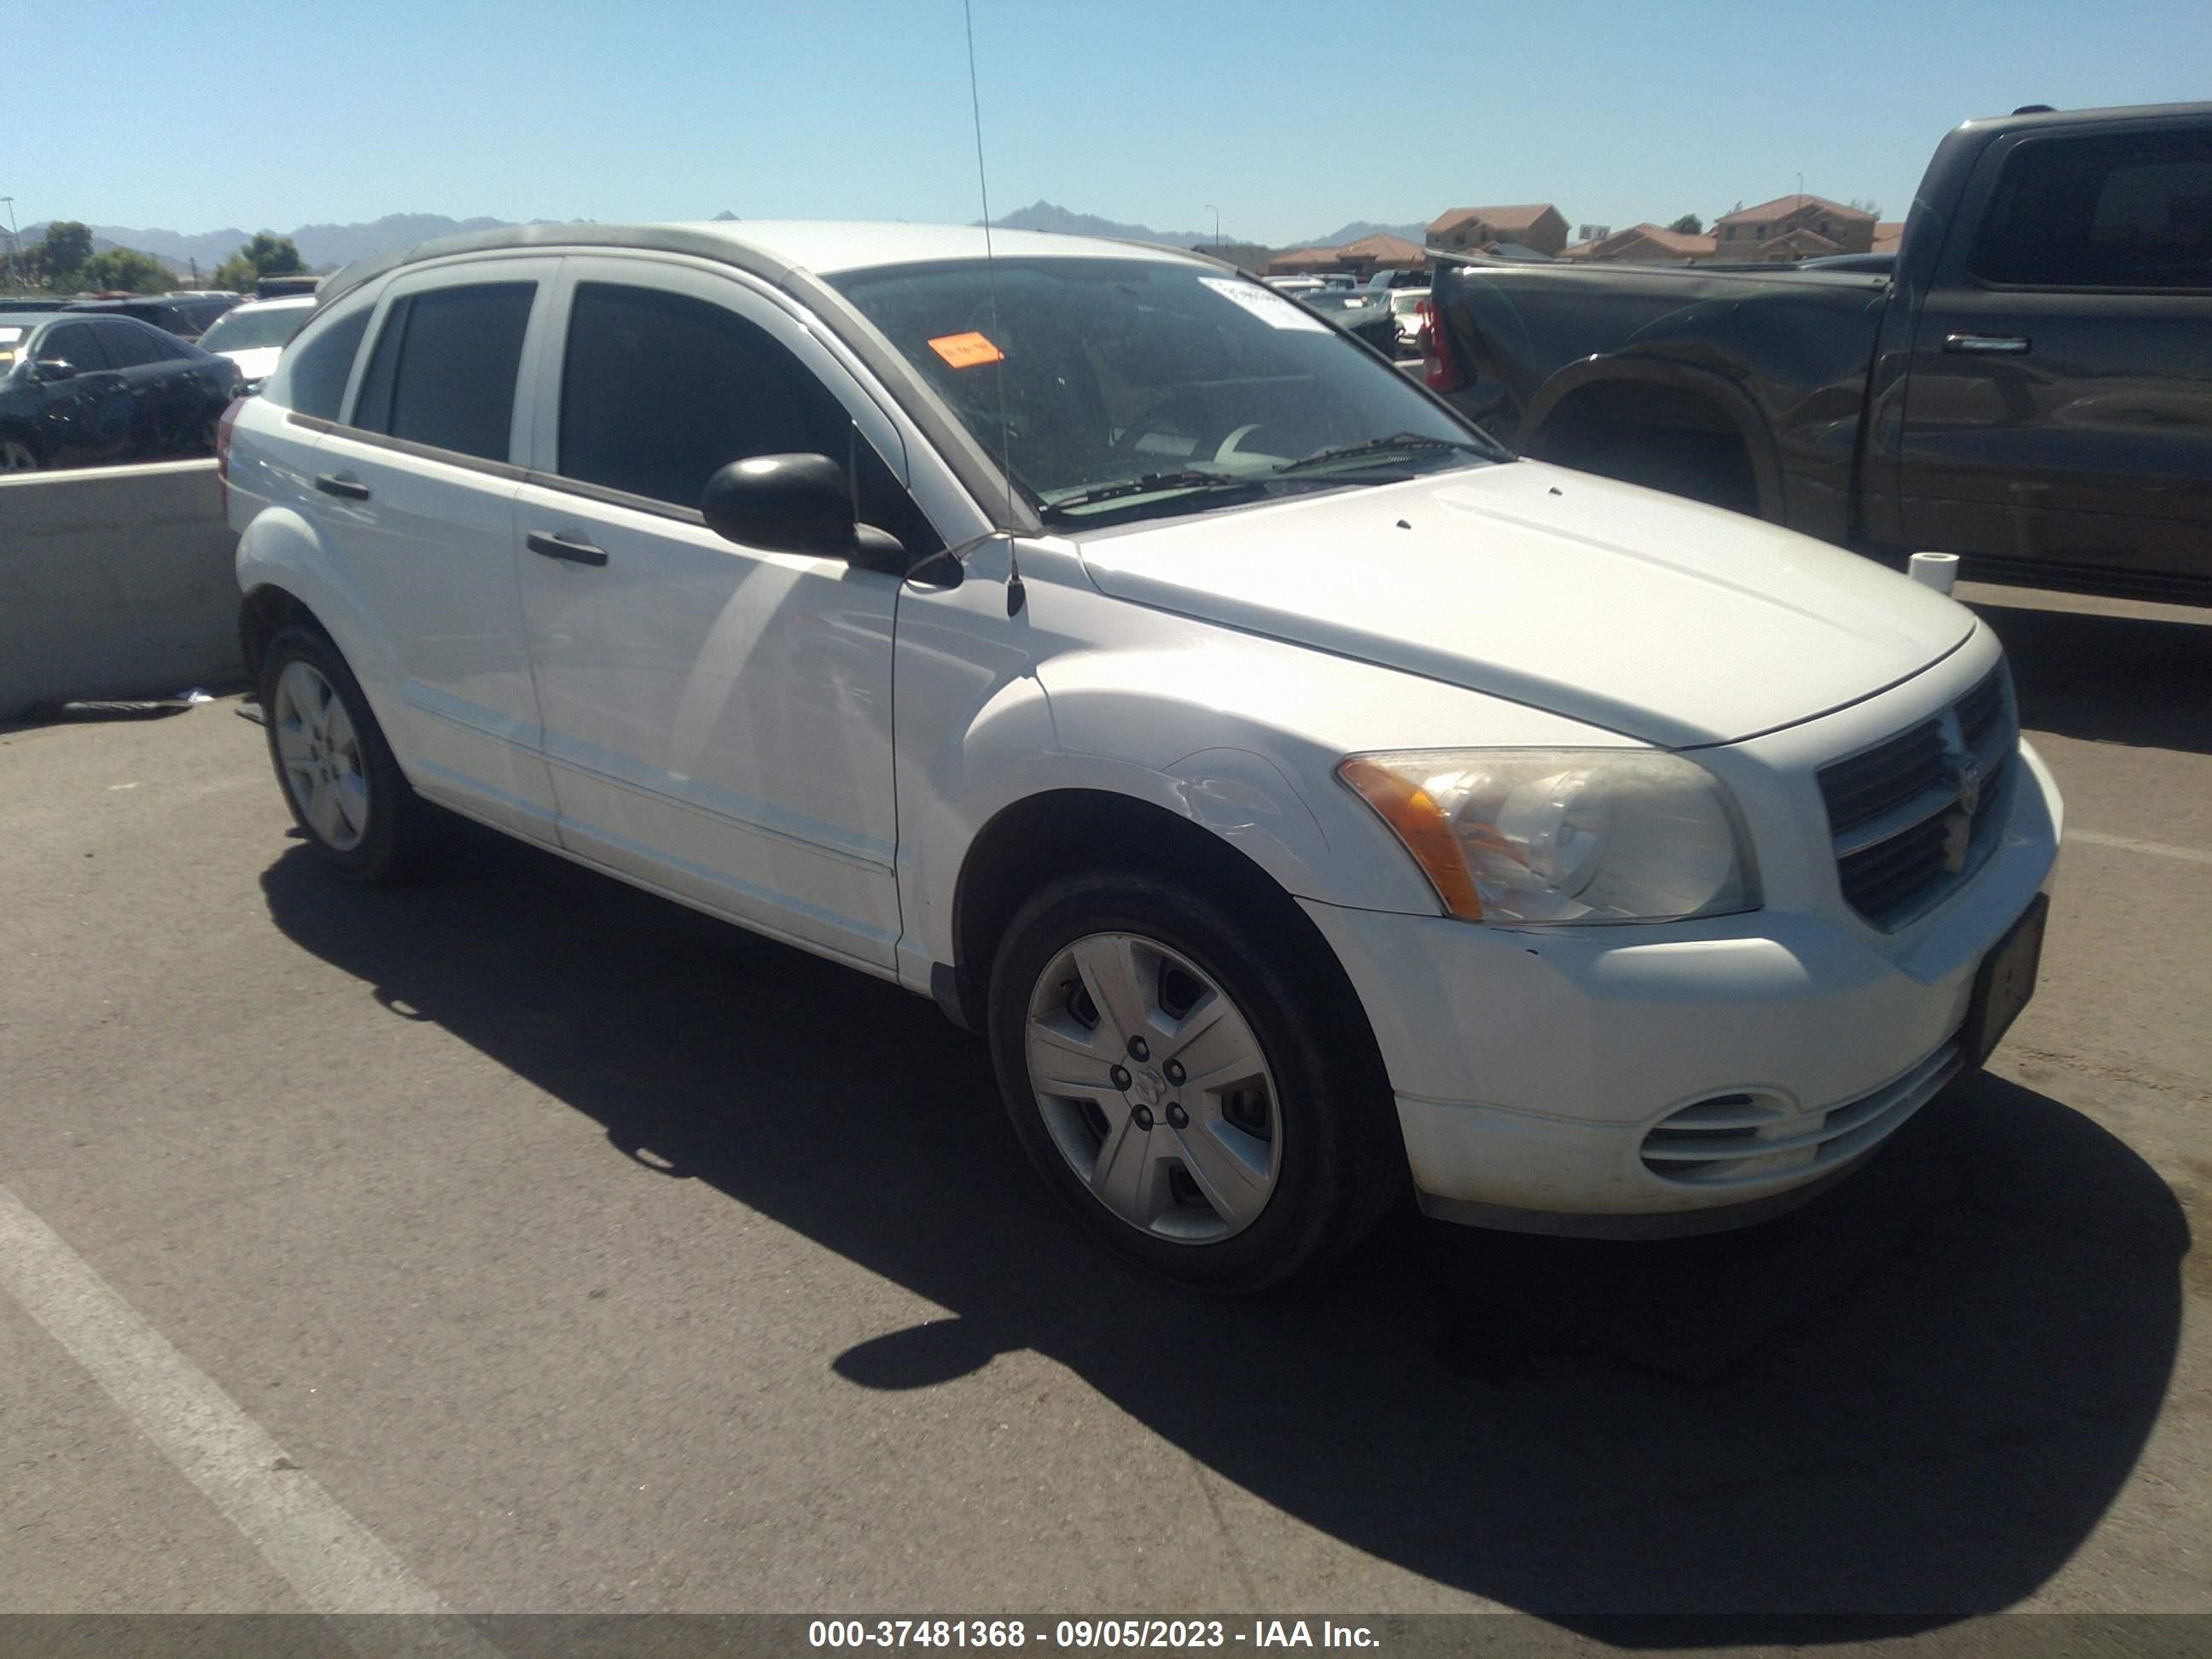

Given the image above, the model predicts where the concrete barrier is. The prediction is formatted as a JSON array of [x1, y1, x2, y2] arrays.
[[1, 460, 242, 719]]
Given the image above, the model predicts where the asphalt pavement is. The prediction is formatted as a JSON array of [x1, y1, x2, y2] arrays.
[[0, 581, 2205, 1646]]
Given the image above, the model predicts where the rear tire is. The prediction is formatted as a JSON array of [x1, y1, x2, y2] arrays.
[[1, 434, 39, 473], [257, 625, 431, 883], [987, 870, 1405, 1293]]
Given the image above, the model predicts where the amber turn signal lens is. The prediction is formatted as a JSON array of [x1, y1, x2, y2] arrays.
[[1338, 756, 1485, 920]]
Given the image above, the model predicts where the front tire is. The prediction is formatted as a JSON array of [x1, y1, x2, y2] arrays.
[[987, 870, 1404, 1292], [0, 434, 39, 473], [258, 625, 429, 882]]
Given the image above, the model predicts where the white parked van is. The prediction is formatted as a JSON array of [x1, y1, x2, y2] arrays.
[[220, 222, 2061, 1289]]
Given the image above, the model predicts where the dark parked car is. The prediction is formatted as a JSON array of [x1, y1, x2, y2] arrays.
[[65, 293, 238, 342], [0, 311, 241, 473], [1299, 288, 1404, 356], [1423, 102, 2212, 603]]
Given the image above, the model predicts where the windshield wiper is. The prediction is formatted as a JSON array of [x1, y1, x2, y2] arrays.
[[1039, 471, 1268, 519], [1274, 432, 1493, 475]]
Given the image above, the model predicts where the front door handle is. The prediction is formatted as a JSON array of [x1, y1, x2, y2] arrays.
[[1943, 334, 2031, 354], [313, 473, 370, 500], [527, 530, 609, 568]]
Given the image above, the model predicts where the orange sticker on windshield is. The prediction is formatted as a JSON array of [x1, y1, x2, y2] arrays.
[[928, 330, 1005, 369]]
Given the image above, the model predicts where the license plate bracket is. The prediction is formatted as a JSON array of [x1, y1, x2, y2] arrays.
[[1963, 892, 2049, 1066]]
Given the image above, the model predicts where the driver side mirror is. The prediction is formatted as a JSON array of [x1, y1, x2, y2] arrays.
[[32, 358, 79, 383], [701, 453, 906, 573]]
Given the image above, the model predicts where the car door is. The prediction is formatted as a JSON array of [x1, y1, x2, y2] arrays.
[[1898, 119, 2212, 588], [513, 257, 922, 969], [307, 259, 562, 842], [30, 320, 130, 466], [85, 317, 201, 459]]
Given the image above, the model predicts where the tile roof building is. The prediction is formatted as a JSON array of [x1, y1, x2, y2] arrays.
[[1712, 195, 1877, 260], [1425, 203, 1569, 256]]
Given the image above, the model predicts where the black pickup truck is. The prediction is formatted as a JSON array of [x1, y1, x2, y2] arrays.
[[1422, 102, 2212, 602]]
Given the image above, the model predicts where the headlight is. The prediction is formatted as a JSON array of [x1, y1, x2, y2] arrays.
[[1338, 748, 1757, 924]]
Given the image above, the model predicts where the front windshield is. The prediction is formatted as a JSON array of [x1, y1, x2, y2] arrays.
[[198, 305, 311, 352], [827, 257, 1501, 524]]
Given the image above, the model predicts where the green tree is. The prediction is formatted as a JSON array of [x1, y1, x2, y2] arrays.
[[37, 220, 95, 276], [1669, 212, 1704, 235], [213, 232, 306, 292], [79, 247, 172, 293]]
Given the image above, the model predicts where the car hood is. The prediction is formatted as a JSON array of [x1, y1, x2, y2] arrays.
[[1073, 459, 1974, 748], [214, 346, 283, 380]]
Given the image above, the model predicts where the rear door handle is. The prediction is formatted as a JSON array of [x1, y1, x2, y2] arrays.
[[313, 473, 370, 500], [527, 530, 609, 568], [1943, 334, 2031, 354]]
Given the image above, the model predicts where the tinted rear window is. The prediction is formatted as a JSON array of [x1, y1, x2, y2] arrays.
[[96, 318, 190, 367], [356, 283, 534, 463], [282, 307, 371, 420], [1973, 127, 2212, 288]]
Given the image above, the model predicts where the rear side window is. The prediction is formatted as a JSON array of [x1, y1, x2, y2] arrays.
[[556, 282, 849, 507], [1972, 128, 2212, 288], [38, 321, 108, 370], [96, 318, 188, 367], [281, 307, 371, 420], [354, 282, 534, 463]]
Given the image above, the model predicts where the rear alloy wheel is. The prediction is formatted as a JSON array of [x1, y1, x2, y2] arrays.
[[989, 871, 1404, 1292], [258, 624, 431, 882], [0, 437, 38, 473], [271, 660, 371, 853]]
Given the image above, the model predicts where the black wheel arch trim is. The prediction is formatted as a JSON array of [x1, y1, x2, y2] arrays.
[[1520, 356, 1787, 522]]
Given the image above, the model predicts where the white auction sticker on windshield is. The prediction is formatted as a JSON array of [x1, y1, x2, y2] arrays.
[[1199, 277, 1330, 332]]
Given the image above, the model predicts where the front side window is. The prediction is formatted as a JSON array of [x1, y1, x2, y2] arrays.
[[275, 306, 371, 420], [1972, 128, 2212, 288], [557, 282, 849, 506], [828, 257, 1500, 527], [38, 322, 107, 370], [354, 282, 535, 463]]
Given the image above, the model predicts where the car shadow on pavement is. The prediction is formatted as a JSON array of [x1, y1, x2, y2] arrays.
[[1970, 598, 2212, 756], [262, 828, 2189, 1633]]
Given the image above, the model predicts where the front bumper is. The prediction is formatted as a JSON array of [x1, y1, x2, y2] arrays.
[[1300, 739, 2063, 1233]]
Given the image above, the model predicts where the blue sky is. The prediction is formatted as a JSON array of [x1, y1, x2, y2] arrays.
[[10, 0, 2209, 242]]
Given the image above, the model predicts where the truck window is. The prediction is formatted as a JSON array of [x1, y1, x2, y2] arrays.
[[1971, 128, 2212, 290]]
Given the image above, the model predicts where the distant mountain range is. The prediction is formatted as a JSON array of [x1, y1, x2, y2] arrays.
[[15, 202, 1427, 281], [17, 214, 543, 276], [987, 201, 1429, 251]]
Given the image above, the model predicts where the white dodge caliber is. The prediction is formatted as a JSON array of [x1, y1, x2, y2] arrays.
[[222, 222, 2062, 1290]]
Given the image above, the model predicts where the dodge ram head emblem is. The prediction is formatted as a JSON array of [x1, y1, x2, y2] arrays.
[[1953, 752, 1982, 817], [1938, 714, 1982, 875]]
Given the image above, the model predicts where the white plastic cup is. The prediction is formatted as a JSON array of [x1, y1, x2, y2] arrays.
[[1908, 551, 1960, 595]]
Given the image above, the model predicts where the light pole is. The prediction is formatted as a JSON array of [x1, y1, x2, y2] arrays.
[[1206, 204, 1220, 253], [0, 197, 16, 292]]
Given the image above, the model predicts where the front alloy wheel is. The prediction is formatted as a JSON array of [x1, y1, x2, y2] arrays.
[[1024, 932, 1282, 1243], [989, 870, 1405, 1291]]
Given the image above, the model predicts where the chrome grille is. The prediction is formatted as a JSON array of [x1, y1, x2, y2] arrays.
[[1818, 663, 2017, 929]]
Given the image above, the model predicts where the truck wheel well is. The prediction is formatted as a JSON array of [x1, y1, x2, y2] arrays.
[[1534, 381, 1765, 519], [238, 586, 327, 684], [949, 790, 1360, 1040]]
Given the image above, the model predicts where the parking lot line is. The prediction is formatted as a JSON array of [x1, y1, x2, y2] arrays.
[[2067, 830, 2212, 867], [0, 1180, 472, 1624]]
